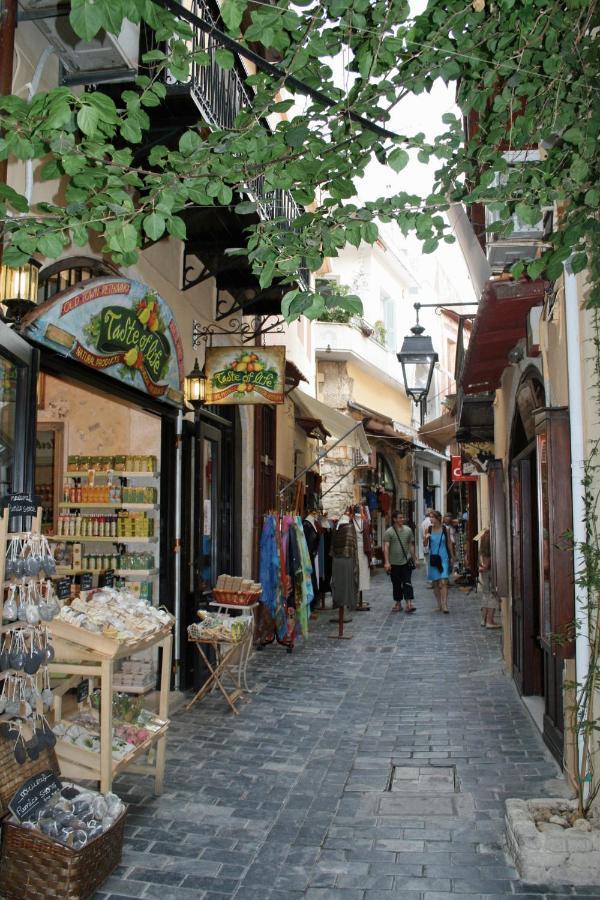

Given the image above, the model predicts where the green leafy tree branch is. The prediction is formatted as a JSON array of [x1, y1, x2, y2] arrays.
[[0, 0, 597, 320]]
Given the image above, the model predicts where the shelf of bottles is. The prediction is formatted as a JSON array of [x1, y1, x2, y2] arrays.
[[50, 454, 160, 603]]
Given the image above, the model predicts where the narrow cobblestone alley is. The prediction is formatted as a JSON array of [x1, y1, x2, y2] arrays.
[[96, 571, 598, 900]]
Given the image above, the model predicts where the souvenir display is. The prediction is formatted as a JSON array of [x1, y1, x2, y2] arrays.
[[188, 610, 251, 643], [13, 781, 125, 849], [56, 587, 173, 643]]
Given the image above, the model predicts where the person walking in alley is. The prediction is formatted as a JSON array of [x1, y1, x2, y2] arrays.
[[478, 527, 501, 628], [421, 507, 433, 587], [424, 510, 455, 613], [383, 510, 418, 613]]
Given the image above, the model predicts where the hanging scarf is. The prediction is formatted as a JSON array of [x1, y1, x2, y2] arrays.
[[259, 514, 287, 640]]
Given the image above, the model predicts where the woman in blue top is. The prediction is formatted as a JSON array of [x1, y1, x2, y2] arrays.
[[424, 510, 455, 614]]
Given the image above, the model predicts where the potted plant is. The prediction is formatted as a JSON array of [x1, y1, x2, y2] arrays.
[[373, 320, 387, 344]]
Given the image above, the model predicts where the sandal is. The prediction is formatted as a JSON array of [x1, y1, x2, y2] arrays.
[[405, 606, 416, 614], [391, 605, 402, 613]]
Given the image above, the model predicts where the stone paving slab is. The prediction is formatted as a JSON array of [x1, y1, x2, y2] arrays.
[[92, 569, 593, 899]]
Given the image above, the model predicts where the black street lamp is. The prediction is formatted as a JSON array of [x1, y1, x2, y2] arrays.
[[397, 314, 438, 420], [184, 357, 207, 412]]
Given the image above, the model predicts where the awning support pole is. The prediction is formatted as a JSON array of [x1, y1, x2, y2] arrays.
[[279, 421, 364, 496]]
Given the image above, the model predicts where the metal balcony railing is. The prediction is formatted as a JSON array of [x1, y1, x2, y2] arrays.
[[182, 0, 308, 289]]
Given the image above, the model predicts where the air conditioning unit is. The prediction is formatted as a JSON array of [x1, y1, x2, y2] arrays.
[[427, 468, 441, 487], [19, 1, 139, 83], [487, 240, 539, 273]]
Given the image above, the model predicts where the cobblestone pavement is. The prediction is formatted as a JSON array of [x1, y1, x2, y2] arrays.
[[96, 569, 599, 900]]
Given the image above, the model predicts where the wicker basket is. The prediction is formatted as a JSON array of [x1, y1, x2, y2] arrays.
[[212, 588, 262, 606], [0, 736, 126, 900]]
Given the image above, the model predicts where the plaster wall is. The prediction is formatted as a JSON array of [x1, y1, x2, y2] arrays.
[[37, 374, 161, 465], [345, 361, 412, 424]]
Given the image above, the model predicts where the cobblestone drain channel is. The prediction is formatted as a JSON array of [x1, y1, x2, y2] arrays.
[[94, 570, 596, 900]]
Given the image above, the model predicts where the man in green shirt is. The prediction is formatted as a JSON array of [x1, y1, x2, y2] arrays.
[[383, 510, 419, 613]]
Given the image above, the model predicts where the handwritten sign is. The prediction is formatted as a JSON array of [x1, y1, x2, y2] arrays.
[[99, 569, 114, 588], [205, 346, 285, 405], [76, 680, 90, 704], [56, 577, 72, 600], [0, 492, 41, 517], [9, 770, 62, 822], [80, 572, 93, 591]]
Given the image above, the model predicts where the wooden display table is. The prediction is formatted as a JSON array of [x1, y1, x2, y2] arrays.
[[47, 618, 173, 795]]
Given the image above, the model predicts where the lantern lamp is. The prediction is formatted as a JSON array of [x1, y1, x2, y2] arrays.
[[185, 357, 207, 410], [396, 320, 438, 406], [0, 257, 41, 324]]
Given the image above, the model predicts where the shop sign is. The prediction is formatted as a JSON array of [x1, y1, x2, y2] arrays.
[[451, 455, 478, 482], [205, 345, 285, 405], [0, 491, 41, 517], [460, 441, 495, 475], [21, 278, 185, 407], [9, 770, 62, 822]]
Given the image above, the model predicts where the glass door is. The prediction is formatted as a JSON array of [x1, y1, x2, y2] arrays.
[[0, 322, 37, 497], [199, 422, 221, 589]]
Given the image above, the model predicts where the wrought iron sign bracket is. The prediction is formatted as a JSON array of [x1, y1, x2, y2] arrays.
[[193, 316, 285, 347], [182, 252, 212, 291]]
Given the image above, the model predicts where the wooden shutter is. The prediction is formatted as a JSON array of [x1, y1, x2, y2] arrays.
[[535, 408, 574, 658], [488, 460, 508, 601]]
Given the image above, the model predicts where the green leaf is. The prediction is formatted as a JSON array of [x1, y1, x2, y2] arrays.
[[215, 49, 235, 70], [515, 203, 541, 227], [388, 148, 409, 173], [422, 238, 438, 254], [76, 104, 100, 137], [46, 101, 72, 129], [285, 126, 310, 148], [70, 0, 104, 41], [259, 260, 275, 289], [143, 213, 166, 241], [361, 222, 378, 243], [179, 130, 201, 156], [571, 252, 588, 275], [87, 92, 119, 123], [38, 232, 64, 258], [0, 183, 29, 212], [167, 216, 187, 240], [142, 50, 167, 63], [221, 0, 247, 31], [570, 156, 589, 183], [1, 246, 30, 267]]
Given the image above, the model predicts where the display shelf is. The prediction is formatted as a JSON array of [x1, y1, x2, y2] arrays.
[[48, 535, 157, 543], [58, 502, 157, 510], [115, 568, 159, 577], [111, 681, 155, 695], [65, 470, 159, 479], [48, 625, 172, 794]]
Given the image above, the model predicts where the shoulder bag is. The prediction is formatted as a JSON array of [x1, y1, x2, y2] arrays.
[[393, 526, 415, 570]]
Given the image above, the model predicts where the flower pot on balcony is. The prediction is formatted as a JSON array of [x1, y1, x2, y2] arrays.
[[505, 798, 600, 886]]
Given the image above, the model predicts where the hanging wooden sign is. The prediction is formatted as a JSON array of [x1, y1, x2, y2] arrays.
[[21, 277, 185, 407], [204, 346, 285, 405]]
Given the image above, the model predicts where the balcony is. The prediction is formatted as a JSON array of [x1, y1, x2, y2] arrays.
[[144, 0, 308, 305], [313, 319, 405, 390]]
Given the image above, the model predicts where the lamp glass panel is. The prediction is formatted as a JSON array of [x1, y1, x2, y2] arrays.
[[0, 263, 39, 303]]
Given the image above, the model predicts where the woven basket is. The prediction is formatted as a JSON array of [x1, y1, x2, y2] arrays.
[[212, 588, 262, 606], [0, 735, 126, 900]]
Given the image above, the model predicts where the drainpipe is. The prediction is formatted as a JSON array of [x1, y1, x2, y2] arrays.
[[173, 410, 183, 689], [564, 260, 589, 774], [24, 46, 55, 203]]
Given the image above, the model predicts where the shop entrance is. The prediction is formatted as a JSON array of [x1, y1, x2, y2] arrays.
[[509, 371, 565, 762], [180, 405, 240, 691], [0, 323, 38, 496]]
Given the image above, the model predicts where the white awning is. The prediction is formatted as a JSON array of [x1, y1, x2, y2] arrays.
[[290, 388, 371, 457]]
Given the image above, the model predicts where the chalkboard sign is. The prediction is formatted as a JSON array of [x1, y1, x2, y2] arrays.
[[0, 492, 41, 518], [76, 679, 90, 703], [80, 572, 93, 591], [99, 569, 114, 588], [56, 577, 71, 600], [9, 769, 62, 822]]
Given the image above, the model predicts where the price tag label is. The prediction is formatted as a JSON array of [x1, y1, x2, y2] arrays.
[[80, 572, 93, 591], [76, 680, 90, 704], [0, 492, 41, 518], [56, 577, 71, 600], [99, 569, 114, 588], [9, 770, 62, 823]]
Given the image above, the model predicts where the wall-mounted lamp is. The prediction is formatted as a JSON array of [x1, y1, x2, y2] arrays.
[[0, 257, 41, 324], [184, 357, 207, 411]]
